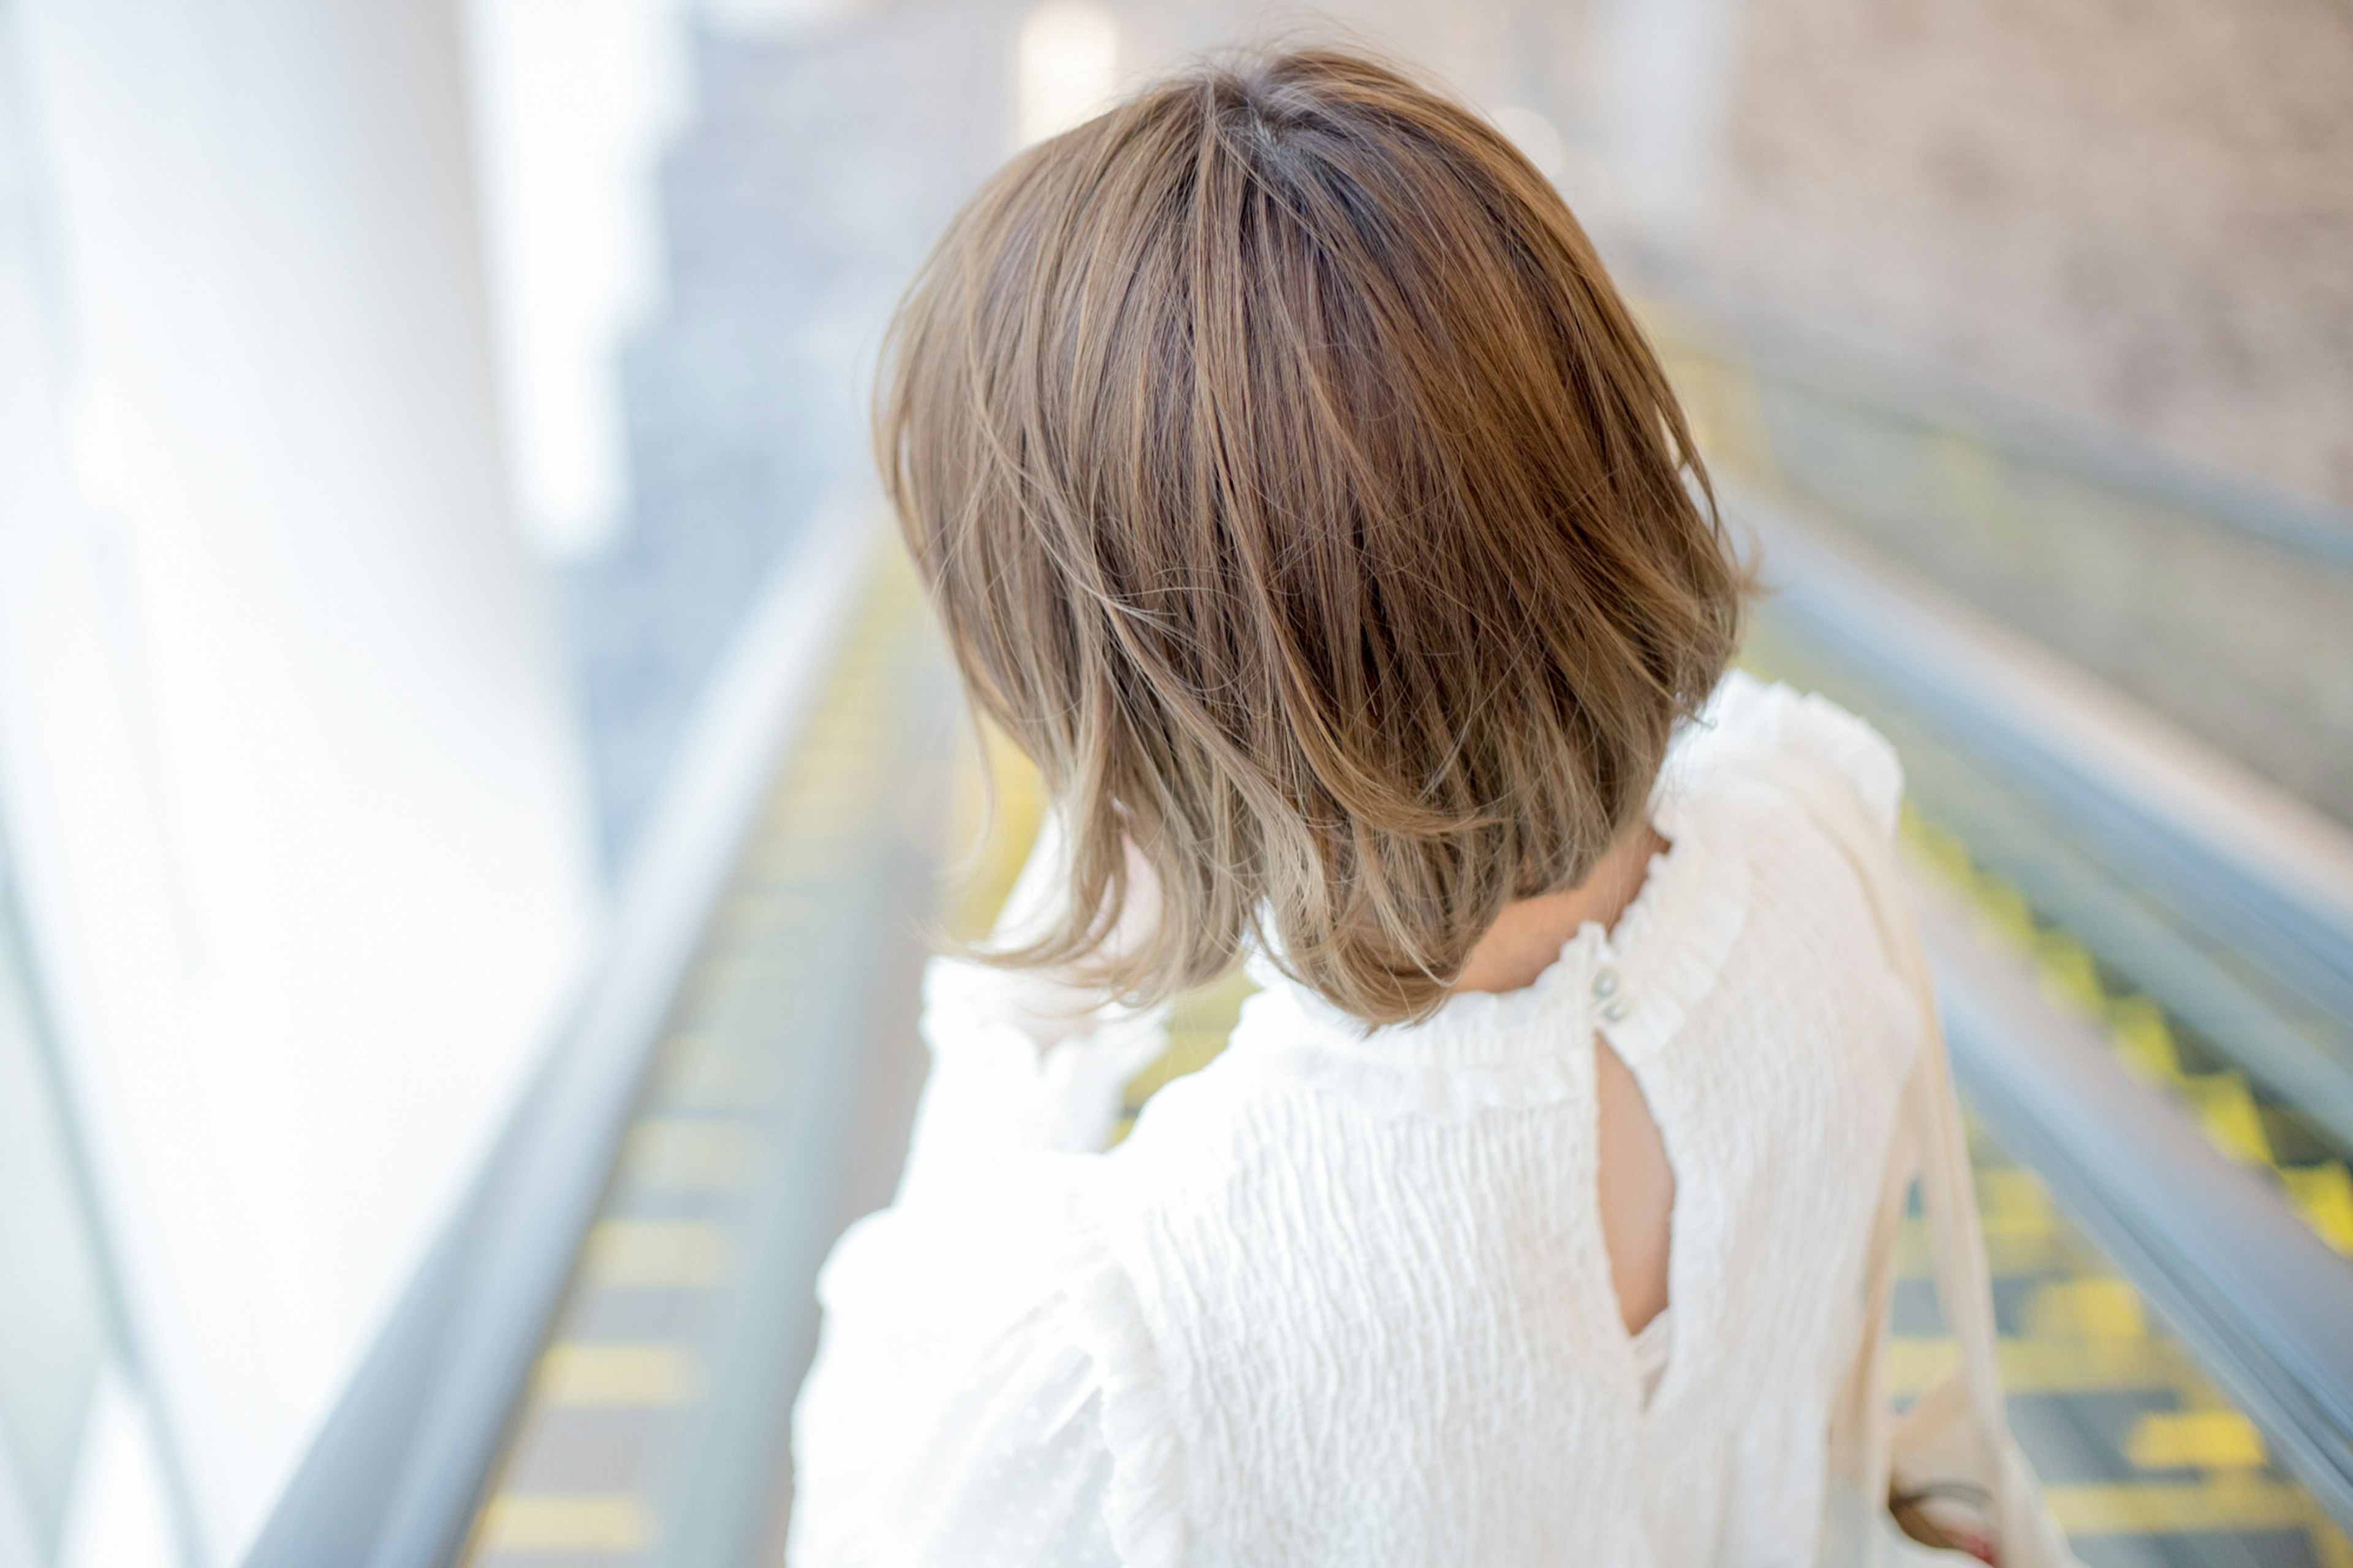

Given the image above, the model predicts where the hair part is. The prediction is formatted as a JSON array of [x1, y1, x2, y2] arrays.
[[880, 47, 1745, 1026]]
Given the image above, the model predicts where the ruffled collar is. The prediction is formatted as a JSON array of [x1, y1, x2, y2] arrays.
[[1224, 689, 1768, 1117]]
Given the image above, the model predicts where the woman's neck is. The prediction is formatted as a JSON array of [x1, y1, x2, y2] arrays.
[[1451, 819, 1670, 995]]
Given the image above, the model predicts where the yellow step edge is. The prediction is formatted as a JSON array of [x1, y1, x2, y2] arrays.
[[2124, 1409, 2268, 1470], [1888, 1336, 2185, 1398], [622, 1119, 765, 1193], [2032, 931, 2107, 1017], [584, 1221, 737, 1290], [534, 1343, 702, 1407], [2283, 1163, 2353, 1255], [2021, 1278, 2146, 1340], [477, 1493, 654, 1552], [2179, 1071, 2274, 1165], [2042, 1477, 2313, 1537], [1970, 880, 2040, 951], [2108, 996, 2183, 1084]]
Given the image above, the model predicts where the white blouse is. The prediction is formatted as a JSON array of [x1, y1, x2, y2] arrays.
[[789, 673, 1922, 1568]]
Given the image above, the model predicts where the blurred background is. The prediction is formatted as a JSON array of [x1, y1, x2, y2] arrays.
[[0, 2, 2348, 1566]]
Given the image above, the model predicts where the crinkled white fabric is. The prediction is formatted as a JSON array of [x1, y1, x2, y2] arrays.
[[789, 673, 1922, 1568]]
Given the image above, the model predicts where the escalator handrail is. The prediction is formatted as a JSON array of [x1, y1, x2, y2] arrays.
[[1742, 492, 2353, 1521], [1922, 881, 2353, 1526], [241, 516, 879, 1568], [1745, 499, 2353, 1022]]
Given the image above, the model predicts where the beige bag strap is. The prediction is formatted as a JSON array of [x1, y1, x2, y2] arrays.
[[1835, 1092, 1915, 1513], [1767, 749, 2048, 1559], [1900, 942, 2015, 1501]]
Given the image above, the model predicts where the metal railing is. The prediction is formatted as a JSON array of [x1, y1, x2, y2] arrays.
[[1751, 497, 2353, 1528], [243, 523, 876, 1568]]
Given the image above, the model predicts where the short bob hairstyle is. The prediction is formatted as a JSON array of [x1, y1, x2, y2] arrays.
[[880, 48, 1744, 1026]]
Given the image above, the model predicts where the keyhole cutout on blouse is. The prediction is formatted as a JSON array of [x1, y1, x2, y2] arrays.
[[1594, 1036, 1675, 1336], [1452, 816, 1678, 1340]]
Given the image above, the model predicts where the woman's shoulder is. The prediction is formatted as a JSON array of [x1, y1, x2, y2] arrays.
[[1660, 670, 1904, 838], [1642, 674, 1915, 1033]]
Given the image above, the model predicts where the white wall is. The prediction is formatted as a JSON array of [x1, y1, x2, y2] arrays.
[[0, 0, 601, 1559]]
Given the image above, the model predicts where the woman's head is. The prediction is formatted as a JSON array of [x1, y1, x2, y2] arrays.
[[881, 47, 1743, 1026]]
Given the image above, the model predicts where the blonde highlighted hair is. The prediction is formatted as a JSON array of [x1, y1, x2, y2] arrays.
[[880, 48, 1743, 1025]]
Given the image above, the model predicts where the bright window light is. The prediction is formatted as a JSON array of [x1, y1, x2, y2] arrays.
[[1017, 2, 1118, 149]]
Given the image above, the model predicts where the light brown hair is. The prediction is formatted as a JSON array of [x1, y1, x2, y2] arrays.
[[880, 48, 1743, 1025]]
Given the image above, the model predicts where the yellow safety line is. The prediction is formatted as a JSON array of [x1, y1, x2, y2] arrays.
[[477, 1493, 655, 1552], [2125, 1409, 2270, 1470], [583, 1219, 737, 1289], [1888, 1336, 2191, 1398], [2045, 1477, 2316, 1536], [618, 1118, 765, 1194], [532, 1343, 702, 1407]]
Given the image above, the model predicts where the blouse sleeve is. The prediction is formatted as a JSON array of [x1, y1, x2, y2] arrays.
[[787, 954, 1180, 1568]]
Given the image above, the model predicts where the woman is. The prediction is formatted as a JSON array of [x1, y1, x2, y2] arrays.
[[792, 47, 2022, 1567]]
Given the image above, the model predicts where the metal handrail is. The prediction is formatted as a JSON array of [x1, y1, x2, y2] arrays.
[[1924, 882, 2353, 1526], [1747, 501, 2353, 1039], [1747, 496, 2353, 1523], [242, 520, 876, 1568]]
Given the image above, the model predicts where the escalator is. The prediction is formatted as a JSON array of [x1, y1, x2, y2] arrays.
[[453, 561, 2352, 1567], [270, 306, 2353, 1568]]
